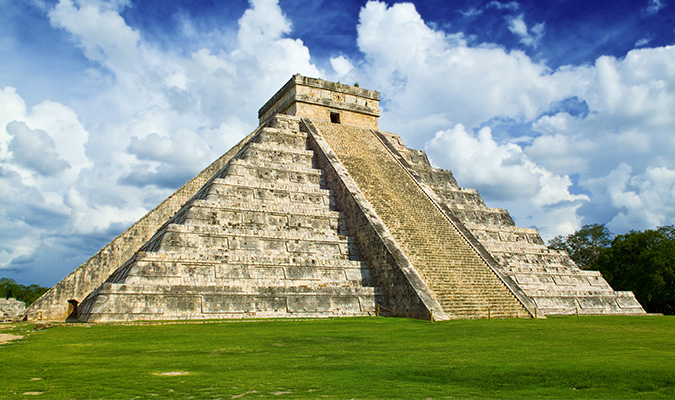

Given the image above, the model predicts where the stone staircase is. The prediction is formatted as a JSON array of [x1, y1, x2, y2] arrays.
[[77, 115, 381, 322], [377, 131, 645, 315], [313, 121, 531, 319]]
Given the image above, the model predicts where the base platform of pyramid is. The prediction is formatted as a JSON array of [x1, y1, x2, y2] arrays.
[[27, 75, 645, 322]]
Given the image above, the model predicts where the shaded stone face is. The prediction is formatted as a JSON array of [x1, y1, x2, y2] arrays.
[[28, 75, 645, 322]]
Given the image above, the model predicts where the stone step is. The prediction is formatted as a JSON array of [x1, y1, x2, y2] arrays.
[[433, 288, 520, 297], [441, 303, 526, 313], [437, 298, 521, 308]]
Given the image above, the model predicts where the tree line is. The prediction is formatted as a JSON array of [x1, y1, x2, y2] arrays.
[[0, 278, 49, 306], [549, 224, 675, 315]]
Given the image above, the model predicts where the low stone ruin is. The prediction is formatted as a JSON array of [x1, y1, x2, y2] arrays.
[[1, 298, 26, 321]]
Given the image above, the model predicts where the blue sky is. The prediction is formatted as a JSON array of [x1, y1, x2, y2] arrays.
[[1, 0, 674, 286]]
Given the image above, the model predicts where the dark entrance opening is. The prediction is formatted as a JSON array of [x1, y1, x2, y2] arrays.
[[330, 112, 341, 124], [67, 299, 79, 321]]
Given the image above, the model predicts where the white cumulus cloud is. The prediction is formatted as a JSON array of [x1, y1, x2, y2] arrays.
[[508, 15, 544, 47], [356, 1, 575, 145], [0, 0, 324, 283], [7, 122, 70, 176], [356, 1, 675, 239]]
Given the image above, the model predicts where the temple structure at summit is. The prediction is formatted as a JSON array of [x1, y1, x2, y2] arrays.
[[27, 75, 645, 322]]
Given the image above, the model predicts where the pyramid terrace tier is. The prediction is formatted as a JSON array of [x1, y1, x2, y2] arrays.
[[239, 142, 315, 167], [180, 210, 347, 238], [114, 253, 374, 288], [482, 241, 570, 257], [146, 223, 361, 256], [223, 159, 323, 186], [502, 263, 600, 275], [78, 283, 382, 322], [131, 250, 367, 268], [176, 199, 347, 233], [531, 292, 645, 315], [198, 181, 333, 209], [466, 225, 547, 246], [256, 126, 309, 147]]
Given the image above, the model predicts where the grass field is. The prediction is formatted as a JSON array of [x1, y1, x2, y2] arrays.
[[1, 315, 674, 399]]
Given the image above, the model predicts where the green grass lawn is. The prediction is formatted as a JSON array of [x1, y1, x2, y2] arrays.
[[1, 316, 674, 399]]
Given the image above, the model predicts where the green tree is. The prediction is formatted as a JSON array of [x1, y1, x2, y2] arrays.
[[0, 278, 49, 306], [595, 226, 675, 315], [548, 223, 612, 268]]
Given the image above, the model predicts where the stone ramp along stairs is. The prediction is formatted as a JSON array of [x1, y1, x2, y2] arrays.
[[77, 115, 381, 322]]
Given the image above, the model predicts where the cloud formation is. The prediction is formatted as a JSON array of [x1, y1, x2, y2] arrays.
[[646, 0, 666, 14], [0, 0, 322, 283], [0, 0, 673, 285], [8, 122, 70, 176], [353, 1, 675, 237], [508, 15, 545, 47], [356, 1, 571, 136]]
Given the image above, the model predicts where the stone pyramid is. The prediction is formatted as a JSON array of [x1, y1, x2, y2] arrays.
[[27, 75, 645, 322]]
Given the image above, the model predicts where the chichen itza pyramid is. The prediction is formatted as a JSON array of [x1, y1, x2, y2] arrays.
[[27, 75, 645, 322]]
